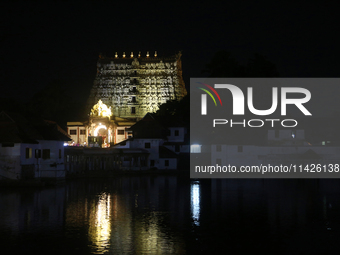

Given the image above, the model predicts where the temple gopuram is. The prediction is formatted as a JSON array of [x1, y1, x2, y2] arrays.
[[86, 51, 187, 119], [68, 51, 187, 147]]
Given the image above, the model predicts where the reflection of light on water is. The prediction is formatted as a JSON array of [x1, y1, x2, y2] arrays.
[[89, 192, 111, 254], [191, 181, 200, 226], [140, 215, 161, 252], [137, 212, 183, 254]]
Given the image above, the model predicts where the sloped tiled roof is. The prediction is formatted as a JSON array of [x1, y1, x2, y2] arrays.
[[34, 120, 71, 141], [0, 111, 71, 143], [159, 146, 178, 159], [0, 124, 40, 144], [299, 149, 322, 159], [129, 113, 167, 139], [152, 114, 187, 128], [113, 138, 133, 146]]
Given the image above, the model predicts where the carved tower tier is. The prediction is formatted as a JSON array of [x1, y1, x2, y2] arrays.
[[87, 51, 187, 119]]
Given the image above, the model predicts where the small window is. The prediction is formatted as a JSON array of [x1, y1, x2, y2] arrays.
[[216, 158, 222, 165], [165, 160, 169, 167], [175, 130, 179, 136], [117, 130, 125, 135], [131, 107, 136, 114], [35, 149, 41, 158], [216, 145, 221, 152], [132, 96, 136, 102], [150, 160, 155, 167], [42, 149, 50, 159], [25, 148, 32, 159], [145, 142, 151, 148], [237, 146, 243, 153], [132, 86, 137, 92], [80, 130, 86, 135], [70, 130, 77, 135]]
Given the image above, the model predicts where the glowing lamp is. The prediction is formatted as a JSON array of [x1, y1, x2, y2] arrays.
[[190, 144, 201, 153]]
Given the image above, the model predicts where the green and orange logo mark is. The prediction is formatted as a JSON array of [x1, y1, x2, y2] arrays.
[[197, 82, 222, 115]]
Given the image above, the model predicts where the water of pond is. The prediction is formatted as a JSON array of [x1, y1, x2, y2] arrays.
[[1, 176, 340, 254]]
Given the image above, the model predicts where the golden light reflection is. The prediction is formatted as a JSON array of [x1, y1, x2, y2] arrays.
[[88, 192, 111, 253], [66, 188, 184, 254], [135, 212, 182, 254]]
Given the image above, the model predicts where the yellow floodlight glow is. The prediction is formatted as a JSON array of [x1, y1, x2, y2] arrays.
[[90, 100, 112, 118]]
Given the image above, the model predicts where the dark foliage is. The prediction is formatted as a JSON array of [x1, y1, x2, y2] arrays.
[[155, 94, 190, 128]]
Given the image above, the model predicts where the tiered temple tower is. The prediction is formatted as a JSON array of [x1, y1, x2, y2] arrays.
[[87, 51, 187, 119]]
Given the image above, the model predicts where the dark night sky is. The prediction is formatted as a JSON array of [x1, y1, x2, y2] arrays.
[[1, 1, 340, 107]]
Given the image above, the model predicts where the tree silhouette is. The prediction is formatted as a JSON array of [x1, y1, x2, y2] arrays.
[[155, 94, 190, 127]]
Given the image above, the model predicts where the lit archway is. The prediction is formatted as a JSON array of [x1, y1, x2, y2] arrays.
[[94, 125, 107, 136]]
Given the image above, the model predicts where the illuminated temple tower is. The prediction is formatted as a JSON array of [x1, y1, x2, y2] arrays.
[[87, 51, 187, 119]]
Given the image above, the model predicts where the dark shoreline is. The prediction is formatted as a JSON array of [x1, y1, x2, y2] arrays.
[[0, 169, 190, 188]]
